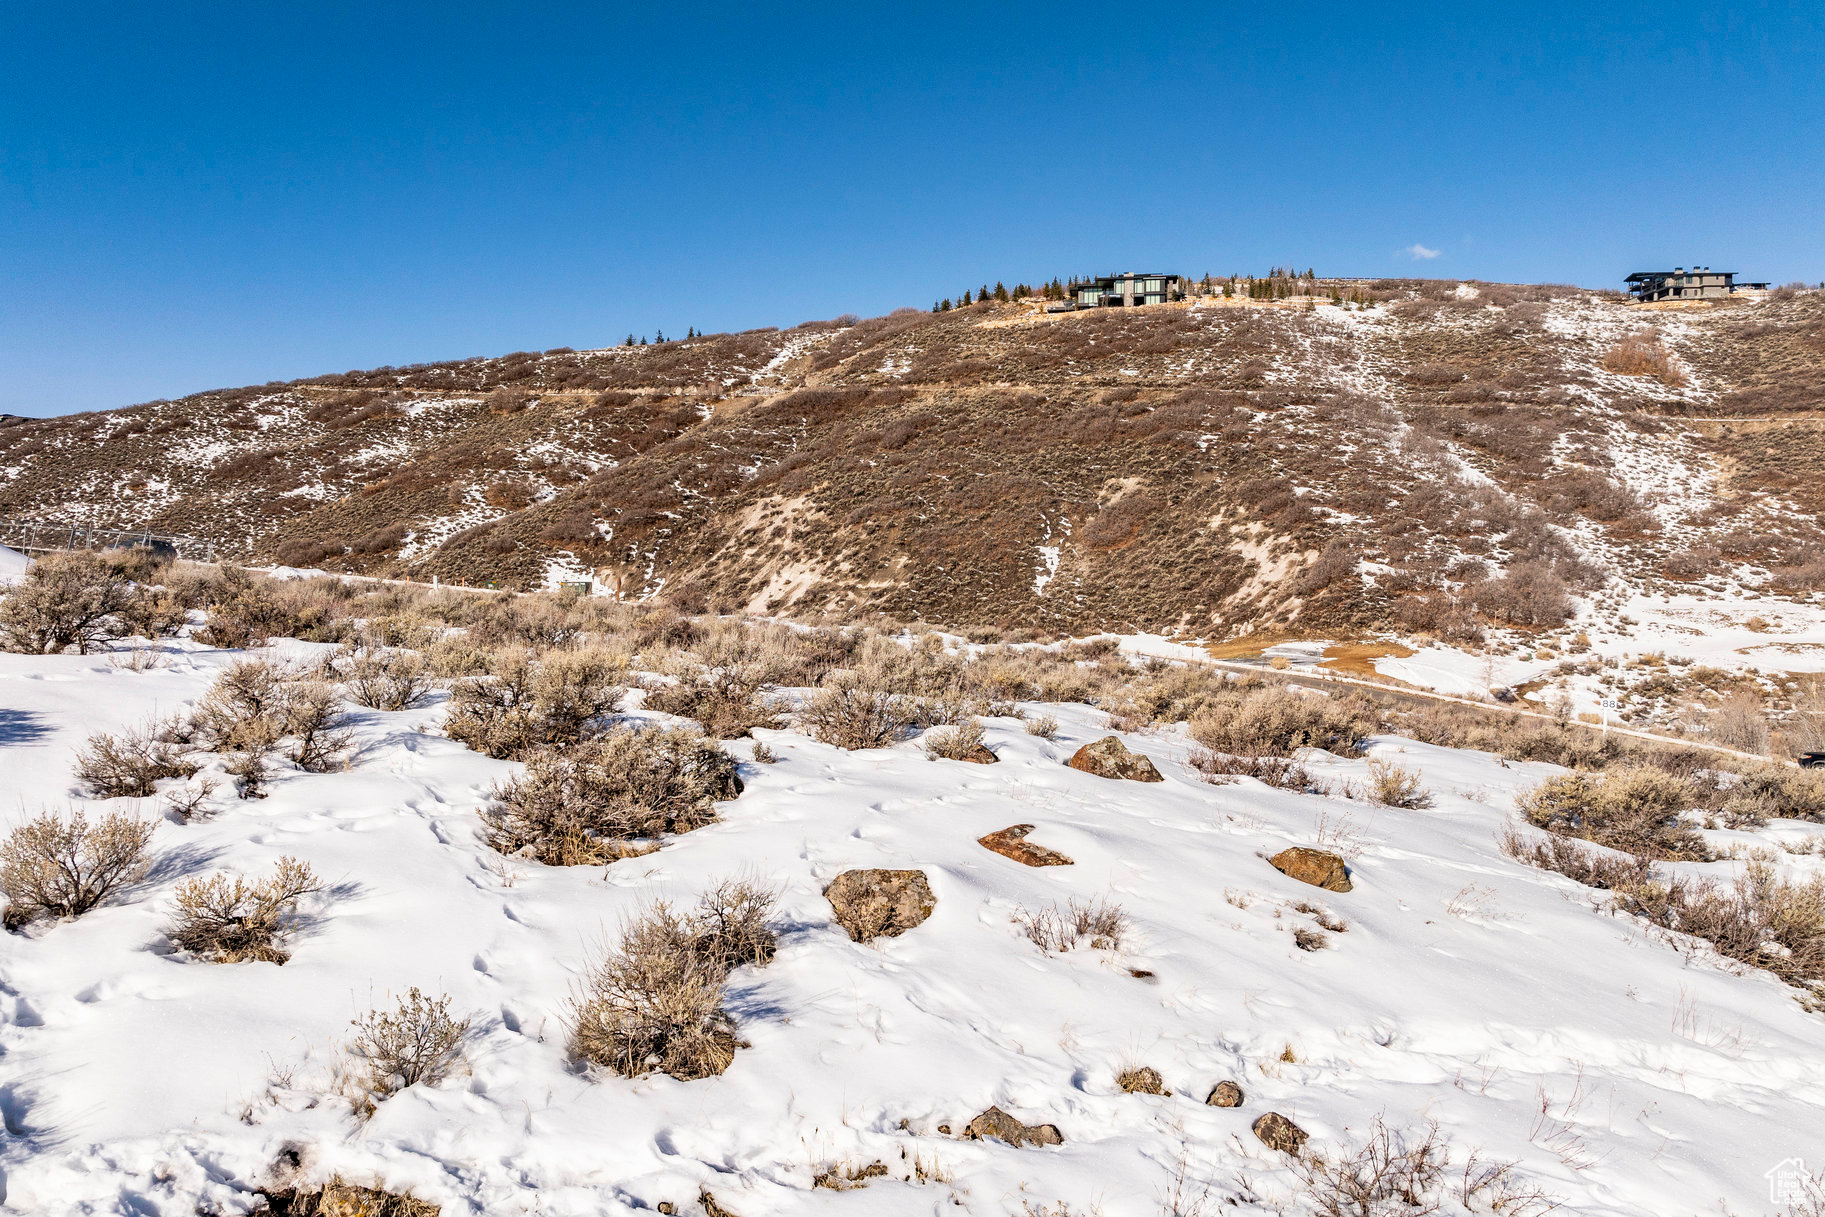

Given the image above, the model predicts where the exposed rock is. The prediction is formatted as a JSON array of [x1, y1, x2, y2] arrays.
[[977, 824, 1073, 867], [1116, 1066, 1167, 1095], [1252, 1111, 1309, 1154], [700, 1192, 741, 1217], [1206, 1080, 1244, 1108], [1067, 736, 1163, 782], [1268, 847, 1353, 893], [963, 1105, 1064, 1147], [824, 869, 936, 941], [958, 741, 998, 764]]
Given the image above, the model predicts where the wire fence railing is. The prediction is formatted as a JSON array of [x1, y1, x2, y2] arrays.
[[0, 516, 217, 562]]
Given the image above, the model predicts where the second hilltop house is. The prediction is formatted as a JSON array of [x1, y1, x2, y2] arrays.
[[1625, 267, 1769, 303]]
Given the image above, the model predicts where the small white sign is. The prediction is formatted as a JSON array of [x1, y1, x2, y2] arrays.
[[1599, 698, 1622, 711]]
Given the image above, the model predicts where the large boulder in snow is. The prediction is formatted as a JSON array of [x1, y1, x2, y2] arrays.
[[964, 1105, 1064, 1147], [1067, 736, 1162, 782], [1268, 847, 1353, 893], [825, 869, 935, 942], [977, 824, 1073, 868], [1252, 1111, 1309, 1154]]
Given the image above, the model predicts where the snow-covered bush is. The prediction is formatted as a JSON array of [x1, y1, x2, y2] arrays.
[[0, 808, 154, 928], [1014, 897, 1127, 954], [797, 681, 917, 750], [348, 987, 471, 1105], [1518, 767, 1707, 860], [444, 646, 626, 759], [0, 550, 143, 654], [485, 726, 739, 864], [73, 718, 197, 798], [166, 856, 322, 963]]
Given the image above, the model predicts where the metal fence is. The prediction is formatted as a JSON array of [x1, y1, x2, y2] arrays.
[[0, 516, 217, 562]]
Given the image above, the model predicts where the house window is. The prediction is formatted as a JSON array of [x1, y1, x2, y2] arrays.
[[1145, 278, 1163, 292]]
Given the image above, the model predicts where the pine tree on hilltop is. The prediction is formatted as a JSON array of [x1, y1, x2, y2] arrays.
[[962, 289, 972, 305], [941, 298, 952, 311], [978, 284, 991, 304], [994, 281, 1008, 302], [656, 329, 665, 343], [625, 334, 635, 346]]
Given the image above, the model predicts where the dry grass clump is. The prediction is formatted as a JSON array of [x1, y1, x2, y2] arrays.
[[166, 856, 322, 963], [0, 550, 145, 654], [0, 808, 154, 929], [1015, 896, 1128, 954], [797, 680, 919, 750], [1518, 767, 1707, 859], [258, 1177, 438, 1217], [1191, 749, 1323, 793], [569, 880, 780, 1079], [923, 717, 989, 761], [191, 567, 348, 648], [73, 717, 198, 798], [333, 644, 434, 711], [1189, 685, 1375, 758], [444, 646, 626, 759], [348, 987, 471, 1105], [1364, 758, 1433, 809], [1024, 713, 1059, 739], [485, 726, 740, 864], [1291, 1117, 1558, 1216], [1602, 330, 1686, 386]]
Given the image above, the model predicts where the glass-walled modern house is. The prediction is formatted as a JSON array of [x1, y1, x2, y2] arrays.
[[1070, 273, 1182, 308]]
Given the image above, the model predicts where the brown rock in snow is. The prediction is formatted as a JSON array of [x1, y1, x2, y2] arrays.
[[1206, 1080, 1244, 1107], [824, 869, 936, 942], [963, 1105, 1064, 1147], [977, 824, 1073, 867], [1268, 847, 1353, 892], [1252, 1111, 1309, 1154], [1067, 736, 1163, 782]]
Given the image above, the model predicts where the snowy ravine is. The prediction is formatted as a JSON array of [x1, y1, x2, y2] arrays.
[[2, 643, 1824, 1215]]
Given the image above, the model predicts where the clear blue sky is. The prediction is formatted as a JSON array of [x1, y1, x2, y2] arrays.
[[3, 3, 1820, 417]]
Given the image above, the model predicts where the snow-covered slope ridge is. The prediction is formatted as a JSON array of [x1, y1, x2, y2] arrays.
[[1, 644, 1822, 1215]]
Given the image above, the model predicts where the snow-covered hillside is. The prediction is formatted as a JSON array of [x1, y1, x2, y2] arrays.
[[2, 636, 1822, 1215]]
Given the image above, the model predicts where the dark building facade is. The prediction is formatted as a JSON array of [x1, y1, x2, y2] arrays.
[[1625, 267, 1768, 303], [1068, 273, 1183, 308]]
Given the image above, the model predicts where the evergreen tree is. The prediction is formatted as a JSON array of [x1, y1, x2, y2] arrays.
[[979, 284, 991, 303], [625, 334, 635, 347], [994, 281, 1008, 302], [656, 329, 665, 343], [962, 289, 972, 305], [941, 298, 952, 311], [640, 336, 647, 345], [933, 300, 942, 313]]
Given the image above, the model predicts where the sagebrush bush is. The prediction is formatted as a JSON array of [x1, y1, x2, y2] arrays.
[[1365, 758, 1433, 809], [194, 660, 354, 794], [193, 567, 337, 648], [485, 726, 740, 864], [73, 718, 197, 798], [335, 645, 433, 711], [798, 681, 918, 750], [167, 856, 322, 963], [1602, 330, 1685, 385], [0, 550, 143, 654], [348, 987, 471, 1104], [567, 883, 781, 1081], [642, 638, 783, 737], [444, 646, 627, 759], [1189, 685, 1374, 758], [1, 809, 154, 928], [1191, 748, 1323, 792], [923, 717, 989, 761], [1518, 767, 1707, 860]]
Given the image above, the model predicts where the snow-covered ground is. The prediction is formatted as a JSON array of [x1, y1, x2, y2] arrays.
[[2, 639, 1824, 1214], [0, 546, 28, 587]]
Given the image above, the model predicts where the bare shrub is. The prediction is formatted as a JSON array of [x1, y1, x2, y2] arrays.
[[73, 719, 197, 798], [1498, 823, 1656, 890], [1289, 1117, 1562, 1216], [798, 681, 918, 750], [166, 856, 322, 963], [1191, 748, 1323, 793], [1015, 896, 1128, 954], [1518, 768, 1707, 859], [0, 809, 154, 928], [568, 892, 781, 1080], [1470, 560, 1573, 627], [1709, 691, 1769, 755], [0, 550, 142, 654], [335, 645, 433, 711], [1365, 758, 1433, 809], [1188, 686, 1374, 758], [444, 646, 626, 759], [347, 988, 470, 1109], [924, 717, 988, 761], [1024, 713, 1059, 740], [256, 1178, 437, 1217], [1722, 763, 1825, 823], [485, 727, 740, 864], [1603, 330, 1686, 386], [283, 682, 355, 772]]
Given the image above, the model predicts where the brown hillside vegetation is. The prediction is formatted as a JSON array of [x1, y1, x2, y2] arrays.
[[3, 281, 1824, 636]]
